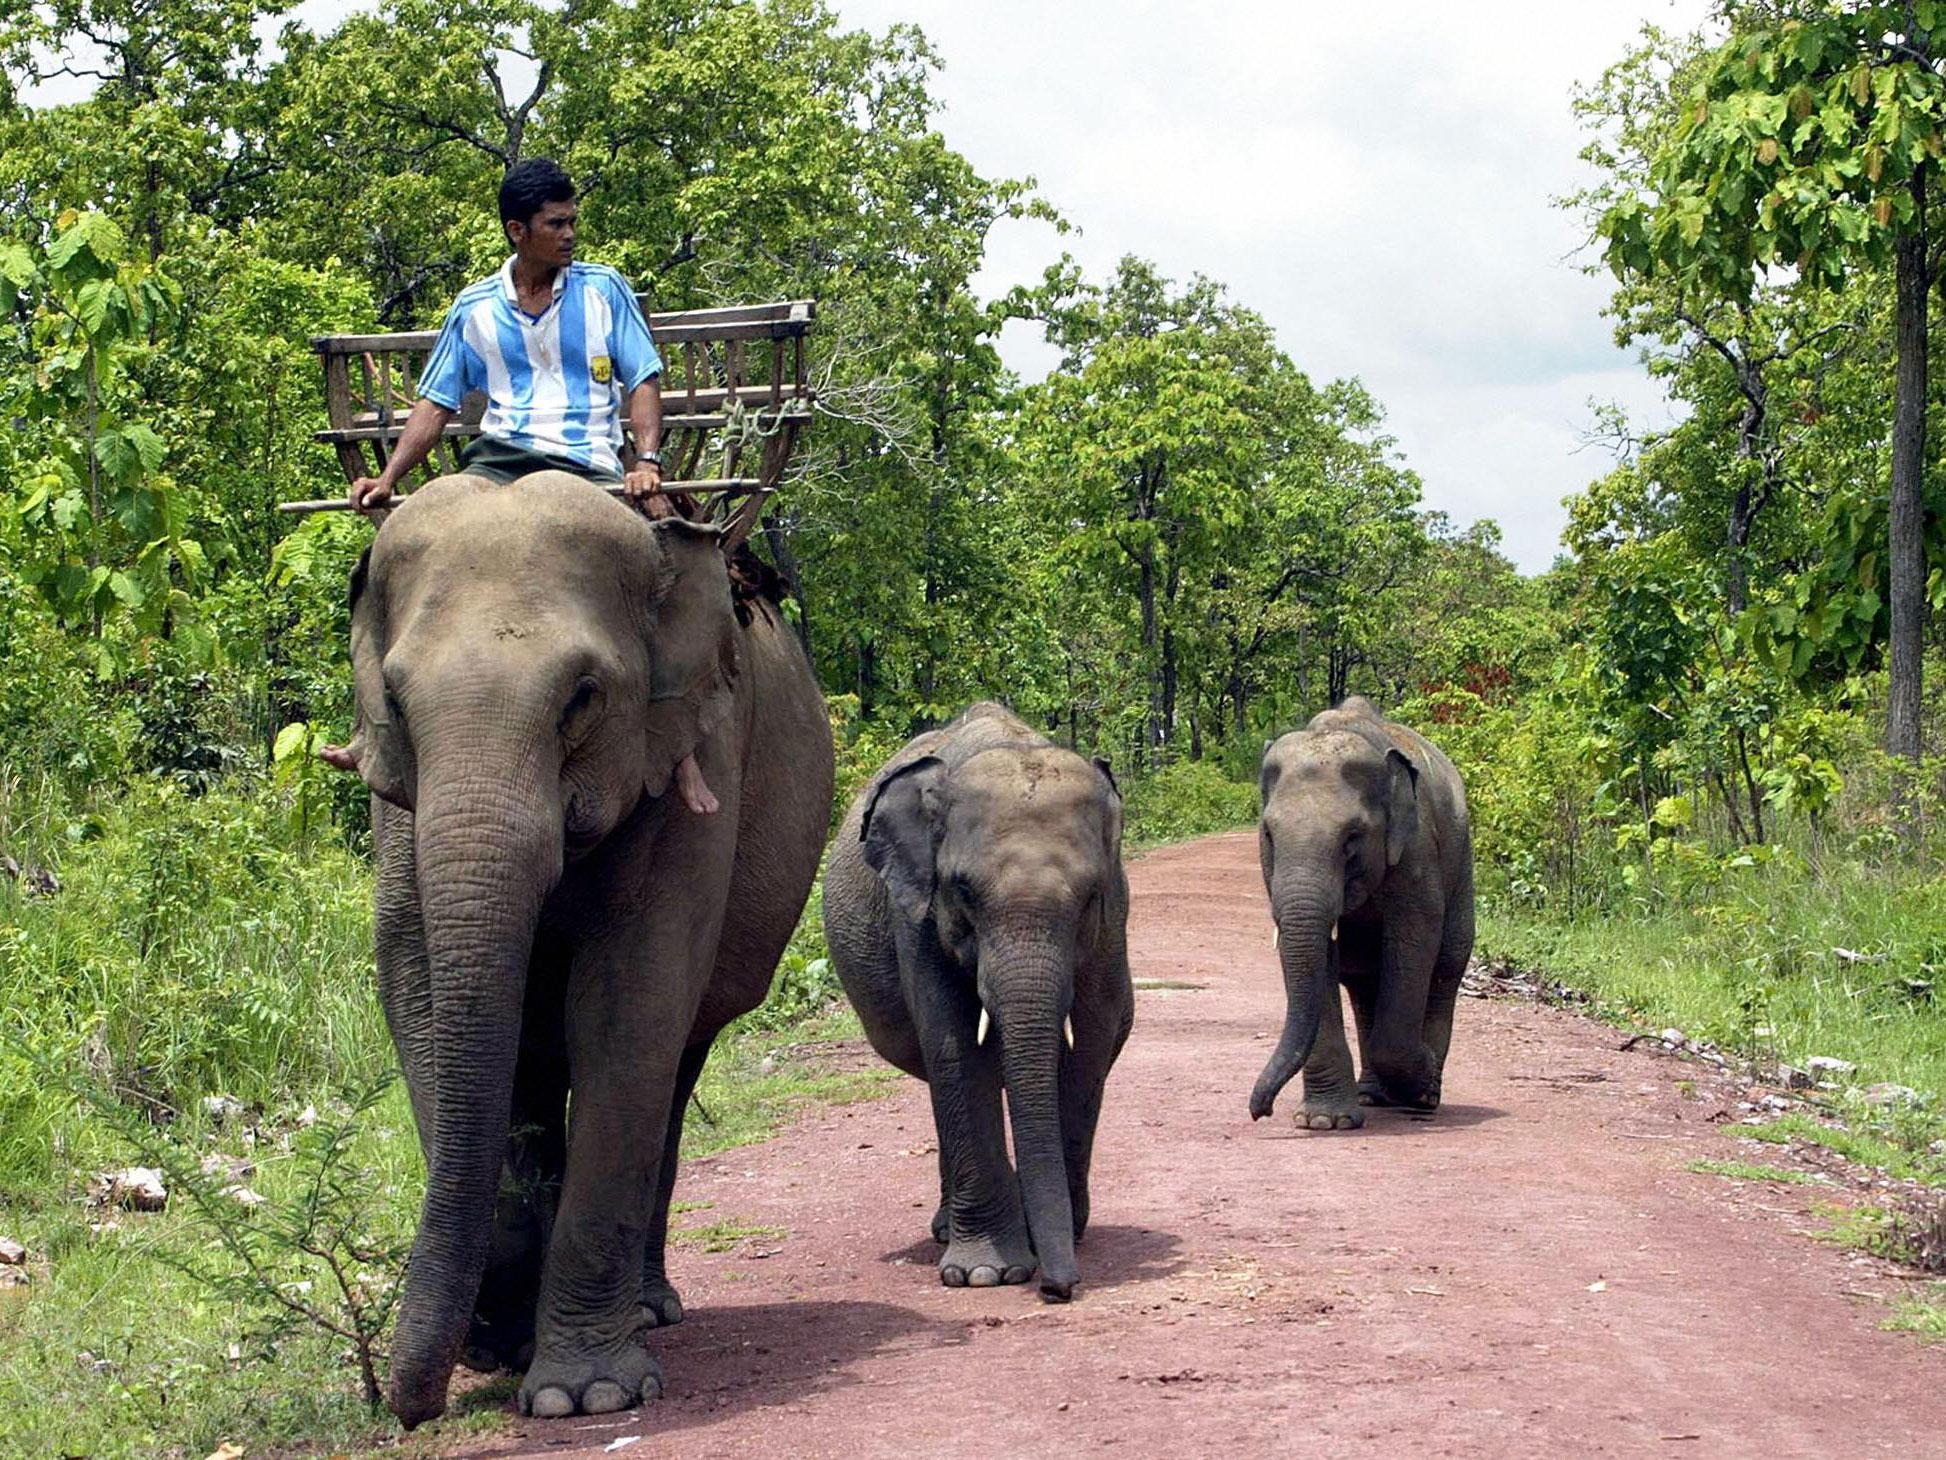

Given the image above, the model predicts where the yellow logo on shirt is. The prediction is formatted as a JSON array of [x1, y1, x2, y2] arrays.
[[591, 355, 613, 384]]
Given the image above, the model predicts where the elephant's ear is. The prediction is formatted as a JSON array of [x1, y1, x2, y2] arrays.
[[1093, 757, 1125, 855], [861, 755, 946, 923], [641, 519, 740, 800], [1259, 743, 1282, 807], [347, 547, 415, 810], [1384, 747, 1421, 867]]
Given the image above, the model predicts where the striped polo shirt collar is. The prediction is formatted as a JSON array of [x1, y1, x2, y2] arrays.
[[499, 256, 568, 320]]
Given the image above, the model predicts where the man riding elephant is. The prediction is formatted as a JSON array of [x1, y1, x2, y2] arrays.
[[322, 157, 717, 814]]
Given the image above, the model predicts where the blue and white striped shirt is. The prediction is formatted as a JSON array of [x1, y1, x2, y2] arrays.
[[417, 258, 663, 478]]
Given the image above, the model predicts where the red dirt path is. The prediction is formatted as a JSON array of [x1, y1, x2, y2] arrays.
[[461, 832, 1946, 1458]]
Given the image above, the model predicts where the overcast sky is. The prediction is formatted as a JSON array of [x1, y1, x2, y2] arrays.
[[833, 0, 1715, 570]]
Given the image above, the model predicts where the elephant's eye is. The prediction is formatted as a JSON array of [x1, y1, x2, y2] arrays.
[[384, 687, 407, 728], [560, 676, 602, 736]]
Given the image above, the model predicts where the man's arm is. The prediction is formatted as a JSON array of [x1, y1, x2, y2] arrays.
[[349, 397, 455, 512], [621, 376, 669, 518]]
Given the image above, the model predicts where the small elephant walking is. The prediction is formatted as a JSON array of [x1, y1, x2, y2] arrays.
[[1249, 696, 1474, 1130], [824, 703, 1134, 1300]]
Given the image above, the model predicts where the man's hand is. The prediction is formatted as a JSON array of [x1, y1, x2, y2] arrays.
[[349, 475, 397, 513], [623, 460, 673, 519]]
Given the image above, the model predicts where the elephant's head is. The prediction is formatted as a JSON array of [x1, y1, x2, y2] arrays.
[[860, 744, 1123, 1299], [1248, 726, 1418, 1120], [343, 473, 737, 1423]]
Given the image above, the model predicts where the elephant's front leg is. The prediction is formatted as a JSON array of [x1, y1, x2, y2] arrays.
[[912, 977, 1034, 1288], [1295, 978, 1363, 1130], [519, 940, 695, 1420]]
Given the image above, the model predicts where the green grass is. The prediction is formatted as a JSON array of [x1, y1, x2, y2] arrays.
[[1687, 1156, 1824, 1185], [1887, 1285, 1946, 1338], [0, 772, 890, 1458], [1480, 851, 1946, 1175], [670, 1218, 789, 1253], [1730, 1113, 1946, 1185]]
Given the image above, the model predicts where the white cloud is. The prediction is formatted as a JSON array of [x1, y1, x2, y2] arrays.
[[836, 0, 1713, 568]]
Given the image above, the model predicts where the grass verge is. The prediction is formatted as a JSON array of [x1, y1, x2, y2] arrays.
[[1479, 855, 1946, 1181], [0, 989, 884, 1456]]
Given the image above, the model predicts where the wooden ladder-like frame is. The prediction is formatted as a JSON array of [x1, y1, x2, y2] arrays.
[[280, 298, 815, 555]]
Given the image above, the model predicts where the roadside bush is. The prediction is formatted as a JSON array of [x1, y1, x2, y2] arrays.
[[1121, 759, 1258, 848], [0, 775, 382, 1191]]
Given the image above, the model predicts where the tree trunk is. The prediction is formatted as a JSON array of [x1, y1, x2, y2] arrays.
[[762, 517, 813, 661], [1138, 547, 1160, 755], [1889, 167, 1929, 781]]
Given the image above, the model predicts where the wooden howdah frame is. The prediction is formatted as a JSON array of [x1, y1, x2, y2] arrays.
[[279, 298, 816, 554]]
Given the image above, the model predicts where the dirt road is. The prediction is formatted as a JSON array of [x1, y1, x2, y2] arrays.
[[465, 832, 1946, 1458]]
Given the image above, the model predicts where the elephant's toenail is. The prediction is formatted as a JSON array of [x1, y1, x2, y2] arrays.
[[530, 1386, 575, 1419], [968, 1265, 1001, 1287], [583, 1380, 631, 1414], [1004, 1265, 1033, 1285], [941, 1266, 968, 1287]]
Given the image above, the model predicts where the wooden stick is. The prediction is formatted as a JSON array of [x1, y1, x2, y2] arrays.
[[277, 478, 767, 515]]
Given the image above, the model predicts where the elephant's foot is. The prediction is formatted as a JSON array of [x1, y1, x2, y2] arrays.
[[1361, 1052, 1442, 1112], [940, 1228, 1036, 1289], [518, 1339, 663, 1419], [461, 1305, 535, 1374], [639, 1271, 685, 1329], [1358, 1076, 1440, 1111], [1295, 1092, 1366, 1131]]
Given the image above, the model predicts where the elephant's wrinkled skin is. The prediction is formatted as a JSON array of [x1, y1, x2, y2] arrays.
[[824, 703, 1134, 1301], [1248, 696, 1474, 1130], [348, 473, 832, 1426]]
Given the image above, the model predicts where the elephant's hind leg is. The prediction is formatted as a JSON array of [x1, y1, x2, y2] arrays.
[[637, 1040, 711, 1329], [465, 960, 568, 1373]]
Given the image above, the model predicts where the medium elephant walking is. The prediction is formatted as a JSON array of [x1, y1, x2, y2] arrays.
[[1248, 696, 1474, 1130], [341, 473, 832, 1425], [823, 704, 1134, 1300]]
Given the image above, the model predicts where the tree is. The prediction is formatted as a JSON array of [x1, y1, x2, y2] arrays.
[[1597, 2, 1946, 774], [0, 210, 188, 650]]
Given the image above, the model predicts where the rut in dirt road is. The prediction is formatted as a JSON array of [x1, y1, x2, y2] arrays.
[[465, 832, 1946, 1459]]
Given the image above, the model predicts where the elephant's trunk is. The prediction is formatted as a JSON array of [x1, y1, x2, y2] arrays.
[[986, 935, 1079, 1301], [1248, 875, 1341, 1120], [387, 759, 562, 1427]]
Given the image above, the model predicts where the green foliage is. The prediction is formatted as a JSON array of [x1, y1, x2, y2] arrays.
[[1120, 760, 1259, 850], [1597, 6, 1946, 296], [1479, 843, 1946, 1168], [0, 775, 382, 1190], [37, 1062, 411, 1410]]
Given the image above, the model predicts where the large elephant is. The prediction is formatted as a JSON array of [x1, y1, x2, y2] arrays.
[[1248, 696, 1474, 1130], [342, 473, 832, 1425], [823, 703, 1133, 1301]]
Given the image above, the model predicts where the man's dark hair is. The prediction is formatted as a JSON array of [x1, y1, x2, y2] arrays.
[[500, 158, 576, 230]]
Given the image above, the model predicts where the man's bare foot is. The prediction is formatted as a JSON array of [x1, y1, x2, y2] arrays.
[[676, 754, 719, 815], [318, 743, 359, 772]]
